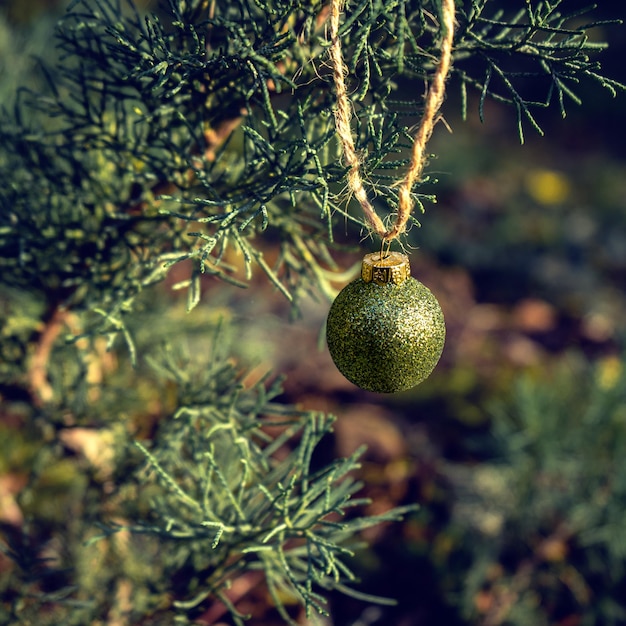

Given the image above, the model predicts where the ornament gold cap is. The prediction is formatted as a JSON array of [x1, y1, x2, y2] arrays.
[[361, 251, 410, 286]]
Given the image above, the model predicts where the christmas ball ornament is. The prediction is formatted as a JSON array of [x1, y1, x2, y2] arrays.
[[326, 252, 445, 393]]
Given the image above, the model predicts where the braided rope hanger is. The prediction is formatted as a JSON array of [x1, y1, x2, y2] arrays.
[[329, 0, 456, 241]]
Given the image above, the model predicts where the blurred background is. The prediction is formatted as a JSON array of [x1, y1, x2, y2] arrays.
[[2, 1, 626, 625]]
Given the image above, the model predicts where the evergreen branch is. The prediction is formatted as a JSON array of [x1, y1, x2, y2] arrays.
[[1, 2, 625, 624], [453, 1, 626, 140], [134, 440, 204, 514], [97, 333, 414, 622], [1, 0, 623, 333]]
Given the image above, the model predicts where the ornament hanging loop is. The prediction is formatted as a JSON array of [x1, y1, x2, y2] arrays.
[[379, 236, 392, 261], [329, 0, 456, 242]]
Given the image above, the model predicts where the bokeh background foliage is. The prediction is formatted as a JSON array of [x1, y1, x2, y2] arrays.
[[2, 0, 626, 625]]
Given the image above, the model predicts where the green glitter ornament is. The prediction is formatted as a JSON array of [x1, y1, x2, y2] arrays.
[[326, 252, 445, 393]]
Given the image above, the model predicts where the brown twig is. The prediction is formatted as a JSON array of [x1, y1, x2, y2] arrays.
[[197, 571, 266, 625], [28, 305, 69, 406]]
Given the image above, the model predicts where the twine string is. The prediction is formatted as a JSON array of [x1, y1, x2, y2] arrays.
[[329, 0, 456, 242], [328, 0, 386, 236]]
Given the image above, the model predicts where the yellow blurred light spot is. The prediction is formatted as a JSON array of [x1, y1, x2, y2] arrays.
[[525, 169, 570, 205], [597, 356, 621, 390]]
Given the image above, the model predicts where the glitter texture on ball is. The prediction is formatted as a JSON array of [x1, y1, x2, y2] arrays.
[[326, 253, 445, 393]]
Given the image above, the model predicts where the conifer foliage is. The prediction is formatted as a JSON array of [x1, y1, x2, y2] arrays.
[[0, 0, 624, 624]]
